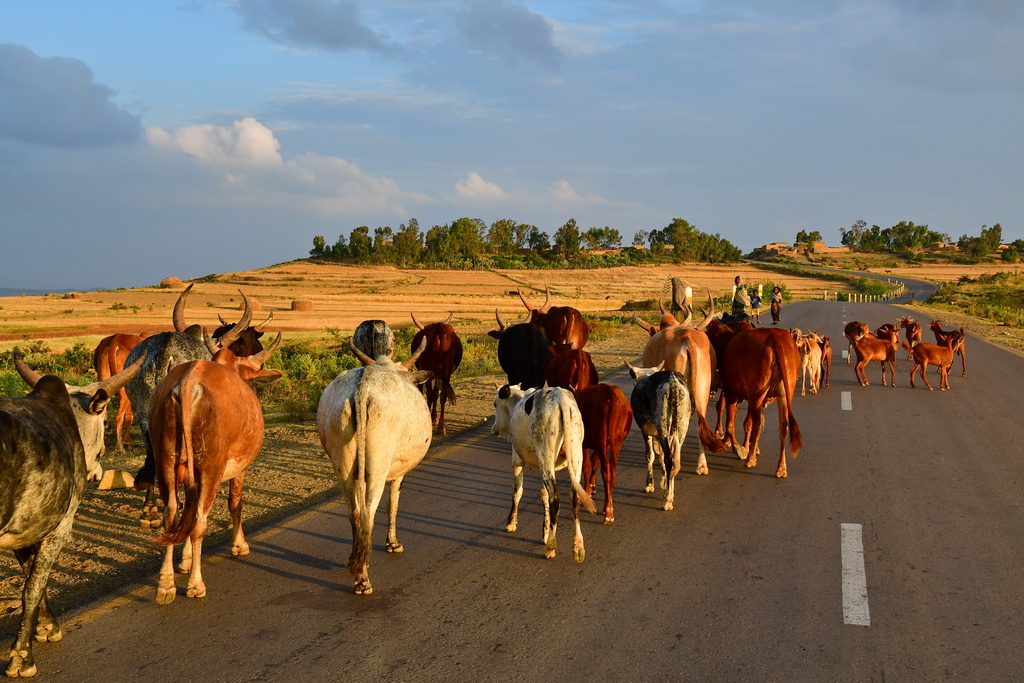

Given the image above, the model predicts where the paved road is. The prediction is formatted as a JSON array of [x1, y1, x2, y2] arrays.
[[22, 300, 1024, 681]]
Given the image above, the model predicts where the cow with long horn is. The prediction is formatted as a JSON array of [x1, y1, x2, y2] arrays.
[[489, 308, 552, 389], [517, 285, 590, 350], [410, 312, 463, 435]]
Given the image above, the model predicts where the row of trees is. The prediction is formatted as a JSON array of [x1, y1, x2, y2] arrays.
[[837, 219, 1021, 261], [309, 217, 742, 268]]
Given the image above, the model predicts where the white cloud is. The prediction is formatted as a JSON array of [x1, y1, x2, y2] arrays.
[[548, 179, 604, 205], [147, 117, 282, 170], [454, 171, 506, 201]]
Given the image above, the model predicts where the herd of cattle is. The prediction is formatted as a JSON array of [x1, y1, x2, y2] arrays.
[[1, 285, 969, 676]]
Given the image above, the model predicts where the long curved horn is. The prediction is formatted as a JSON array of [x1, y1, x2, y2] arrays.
[[695, 289, 715, 331], [95, 351, 147, 395], [659, 297, 667, 316], [539, 285, 552, 314], [247, 331, 283, 368], [517, 288, 534, 312], [443, 311, 453, 325], [218, 313, 229, 326], [13, 353, 42, 388], [410, 312, 425, 330], [202, 327, 220, 355], [402, 337, 429, 369], [495, 308, 507, 331], [632, 313, 656, 335], [253, 312, 273, 331], [349, 339, 375, 366], [172, 284, 195, 332], [680, 303, 693, 327], [217, 291, 254, 349]]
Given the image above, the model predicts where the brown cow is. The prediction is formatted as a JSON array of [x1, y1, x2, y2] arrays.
[[93, 332, 147, 453], [852, 326, 900, 387], [410, 312, 463, 435], [719, 328, 803, 478], [545, 344, 598, 391], [844, 321, 870, 364], [574, 383, 633, 524], [634, 290, 727, 476], [929, 321, 967, 377], [517, 285, 589, 349], [151, 332, 283, 604]]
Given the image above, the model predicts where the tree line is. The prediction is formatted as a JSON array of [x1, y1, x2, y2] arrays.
[[309, 217, 742, 269], [836, 219, 1022, 261]]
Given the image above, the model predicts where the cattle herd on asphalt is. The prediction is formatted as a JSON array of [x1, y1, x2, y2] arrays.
[[1, 282, 970, 676]]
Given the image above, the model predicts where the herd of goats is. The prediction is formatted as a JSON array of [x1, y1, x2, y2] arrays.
[[1, 284, 968, 677]]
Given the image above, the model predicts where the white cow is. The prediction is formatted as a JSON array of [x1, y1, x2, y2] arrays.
[[316, 341, 433, 595], [492, 383, 597, 562]]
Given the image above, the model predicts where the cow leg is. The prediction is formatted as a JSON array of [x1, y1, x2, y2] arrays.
[[741, 408, 758, 468], [438, 390, 447, 436], [136, 431, 163, 528], [178, 539, 193, 574], [570, 480, 585, 563], [228, 474, 249, 557], [582, 448, 595, 495], [540, 476, 559, 559], [11, 546, 62, 648], [773, 394, 789, 478], [386, 477, 405, 553], [600, 450, 615, 524], [643, 435, 657, 493], [157, 491, 179, 603], [663, 439, 682, 512], [715, 392, 726, 439], [506, 459, 524, 533], [725, 400, 748, 461], [185, 486, 218, 599]]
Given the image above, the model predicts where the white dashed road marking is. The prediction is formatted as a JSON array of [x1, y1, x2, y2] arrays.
[[841, 523, 871, 626], [841, 391, 852, 411]]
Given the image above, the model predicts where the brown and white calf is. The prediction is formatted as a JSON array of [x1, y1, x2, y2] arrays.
[[151, 333, 283, 604], [852, 326, 900, 387]]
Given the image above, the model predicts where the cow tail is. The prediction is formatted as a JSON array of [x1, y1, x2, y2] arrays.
[[350, 387, 373, 575], [688, 343, 728, 454], [443, 377, 457, 407], [564, 400, 597, 514], [156, 379, 200, 546], [775, 336, 803, 458]]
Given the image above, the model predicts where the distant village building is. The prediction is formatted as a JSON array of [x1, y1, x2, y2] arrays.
[[758, 241, 849, 257]]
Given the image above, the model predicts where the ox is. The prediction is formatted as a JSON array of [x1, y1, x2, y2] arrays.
[[844, 321, 870, 364], [410, 312, 463, 435], [488, 310, 552, 389], [929, 321, 967, 377], [545, 343, 598, 391], [718, 328, 803, 478], [93, 332, 147, 453], [632, 291, 727, 476], [819, 335, 832, 389], [213, 308, 273, 356], [125, 287, 260, 527], [851, 325, 901, 387], [574, 383, 633, 524], [625, 363, 694, 511], [151, 333, 283, 604], [316, 341, 433, 595], [517, 285, 589, 349], [792, 329, 823, 396], [2, 354, 143, 678], [901, 337, 956, 391], [492, 383, 597, 560], [353, 319, 395, 360], [898, 316, 922, 360]]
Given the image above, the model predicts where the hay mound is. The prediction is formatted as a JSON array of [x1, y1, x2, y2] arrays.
[[63, 292, 82, 299], [160, 277, 185, 289], [291, 298, 314, 311], [239, 298, 263, 311]]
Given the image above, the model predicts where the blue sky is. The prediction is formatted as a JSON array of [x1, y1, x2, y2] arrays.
[[1, 0, 1022, 290]]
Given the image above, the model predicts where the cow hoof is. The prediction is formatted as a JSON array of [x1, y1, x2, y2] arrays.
[[156, 584, 176, 605], [644, 483, 655, 493], [603, 516, 615, 525], [544, 549, 556, 559], [232, 543, 250, 557], [505, 523, 517, 533], [386, 541, 404, 553], [696, 464, 709, 475], [33, 624, 61, 643], [734, 444, 749, 461], [186, 585, 206, 599], [775, 468, 787, 478], [574, 547, 586, 563], [354, 580, 373, 595], [5, 650, 36, 678], [662, 500, 674, 511]]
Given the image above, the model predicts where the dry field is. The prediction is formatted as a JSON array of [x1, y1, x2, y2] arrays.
[[3, 258, 1020, 630]]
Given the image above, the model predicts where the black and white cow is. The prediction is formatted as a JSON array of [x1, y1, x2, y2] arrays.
[[1, 354, 143, 678], [492, 383, 596, 561], [625, 361, 693, 512], [352, 319, 395, 361], [125, 286, 258, 527]]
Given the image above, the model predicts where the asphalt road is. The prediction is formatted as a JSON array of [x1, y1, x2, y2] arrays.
[[21, 298, 1024, 681]]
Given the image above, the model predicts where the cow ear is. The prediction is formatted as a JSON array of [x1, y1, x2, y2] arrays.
[[524, 395, 536, 415], [250, 369, 283, 385], [405, 370, 433, 385], [89, 388, 111, 415], [487, 330, 502, 340]]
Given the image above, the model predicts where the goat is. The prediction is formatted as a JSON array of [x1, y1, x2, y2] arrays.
[[929, 321, 967, 377], [852, 326, 900, 387], [843, 321, 870, 364], [897, 316, 922, 359], [791, 329, 822, 396], [901, 337, 956, 391]]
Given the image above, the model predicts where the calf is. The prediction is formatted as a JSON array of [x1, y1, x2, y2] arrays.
[[573, 383, 633, 524], [93, 332, 147, 453], [901, 338, 955, 391], [410, 312, 463, 435], [625, 362, 693, 511], [852, 326, 901, 387], [317, 340, 434, 594], [492, 384, 597, 560], [545, 343, 598, 391], [929, 321, 967, 377], [3, 354, 142, 678], [152, 332, 283, 604], [792, 329, 823, 396], [844, 321, 870, 364]]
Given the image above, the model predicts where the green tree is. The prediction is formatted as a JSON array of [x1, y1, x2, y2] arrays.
[[632, 230, 649, 247], [487, 218, 517, 255], [349, 225, 372, 262], [449, 217, 484, 265], [527, 226, 550, 252], [310, 235, 327, 258], [372, 226, 395, 263], [839, 219, 868, 249], [553, 218, 582, 262], [331, 233, 349, 259], [393, 219, 423, 267]]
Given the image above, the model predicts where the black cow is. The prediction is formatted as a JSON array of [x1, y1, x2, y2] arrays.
[[125, 286, 259, 527], [353, 319, 395, 360], [488, 309, 552, 389], [2, 354, 143, 677]]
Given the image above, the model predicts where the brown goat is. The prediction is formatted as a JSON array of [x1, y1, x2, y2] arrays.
[[901, 338, 955, 390], [929, 321, 967, 377], [843, 321, 870, 364], [852, 326, 900, 387], [897, 316, 922, 359]]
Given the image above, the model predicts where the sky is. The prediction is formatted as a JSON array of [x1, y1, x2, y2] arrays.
[[1, 0, 1022, 291]]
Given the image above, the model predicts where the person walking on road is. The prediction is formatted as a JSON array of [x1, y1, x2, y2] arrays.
[[731, 276, 751, 317], [770, 286, 783, 324]]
